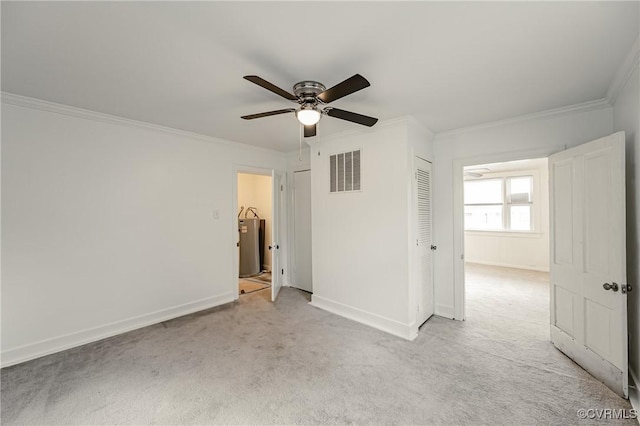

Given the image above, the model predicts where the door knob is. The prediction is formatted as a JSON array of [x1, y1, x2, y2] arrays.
[[430, 245, 437, 250], [603, 282, 619, 292]]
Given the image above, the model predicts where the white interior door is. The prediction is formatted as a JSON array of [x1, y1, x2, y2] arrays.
[[549, 131, 628, 397], [293, 170, 312, 293], [271, 170, 284, 301], [415, 157, 434, 325]]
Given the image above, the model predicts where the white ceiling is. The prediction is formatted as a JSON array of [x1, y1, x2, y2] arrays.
[[2, 2, 638, 152]]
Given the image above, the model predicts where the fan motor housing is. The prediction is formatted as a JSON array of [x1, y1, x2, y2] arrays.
[[293, 81, 326, 102]]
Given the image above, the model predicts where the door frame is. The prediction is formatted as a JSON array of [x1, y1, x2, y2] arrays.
[[452, 147, 553, 320], [232, 165, 286, 301]]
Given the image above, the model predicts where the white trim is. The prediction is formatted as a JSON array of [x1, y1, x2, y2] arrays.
[[305, 115, 431, 151], [1, 92, 281, 155], [630, 368, 639, 418], [1, 292, 236, 368], [435, 304, 455, 320], [463, 260, 549, 272], [437, 98, 611, 139], [606, 35, 640, 105], [310, 295, 417, 341], [465, 230, 543, 238]]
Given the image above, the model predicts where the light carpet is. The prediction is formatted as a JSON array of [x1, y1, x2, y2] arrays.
[[1, 264, 634, 425]]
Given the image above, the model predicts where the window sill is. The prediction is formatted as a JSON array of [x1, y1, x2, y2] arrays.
[[464, 230, 543, 238]]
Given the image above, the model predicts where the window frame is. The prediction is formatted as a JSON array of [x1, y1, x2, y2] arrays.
[[464, 171, 538, 233]]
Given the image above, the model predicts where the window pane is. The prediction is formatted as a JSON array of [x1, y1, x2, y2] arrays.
[[464, 205, 503, 230], [510, 205, 531, 231], [508, 176, 532, 203], [464, 179, 503, 204]]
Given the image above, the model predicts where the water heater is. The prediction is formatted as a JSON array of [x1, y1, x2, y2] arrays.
[[238, 218, 260, 277]]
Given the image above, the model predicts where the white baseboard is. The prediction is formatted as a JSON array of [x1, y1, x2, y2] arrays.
[[310, 295, 415, 340], [465, 259, 549, 272], [630, 368, 639, 422], [435, 304, 455, 319], [1, 292, 236, 368]]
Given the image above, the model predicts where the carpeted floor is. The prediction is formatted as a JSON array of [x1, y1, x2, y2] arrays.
[[1, 264, 635, 425]]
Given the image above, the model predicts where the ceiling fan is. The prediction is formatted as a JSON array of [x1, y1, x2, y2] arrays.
[[241, 74, 378, 137], [464, 167, 491, 178]]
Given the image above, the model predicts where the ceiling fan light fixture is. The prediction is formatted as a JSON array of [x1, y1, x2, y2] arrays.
[[296, 107, 321, 126]]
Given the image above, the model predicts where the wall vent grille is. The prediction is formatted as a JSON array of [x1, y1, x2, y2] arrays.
[[330, 149, 361, 193]]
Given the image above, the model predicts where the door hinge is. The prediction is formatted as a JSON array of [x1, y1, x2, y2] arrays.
[[281, 185, 284, 191], [281, 269, 284, 275], [622, 284, 633, 294]]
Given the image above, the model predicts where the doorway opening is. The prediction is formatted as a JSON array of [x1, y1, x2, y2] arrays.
[[237, 172, 272, 299], [462, 158, 550, 327]]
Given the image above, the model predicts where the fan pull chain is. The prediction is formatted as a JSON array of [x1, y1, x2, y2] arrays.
[[299, 122, 303, 162], [317, 119, 320, 145]]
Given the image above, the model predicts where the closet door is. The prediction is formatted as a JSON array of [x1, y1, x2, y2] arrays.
[[293, 170, 312, 293], [415, 157, 434, 325]]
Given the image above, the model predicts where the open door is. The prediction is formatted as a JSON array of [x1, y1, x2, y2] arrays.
[[271, 170, 284, 301], [549, 131, 628, 397]]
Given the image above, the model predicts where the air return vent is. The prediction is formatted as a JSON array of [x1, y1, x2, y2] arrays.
[[330, 149, 361, 193]]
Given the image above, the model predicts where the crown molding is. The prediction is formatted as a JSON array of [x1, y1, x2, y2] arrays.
[[606, 34, 640, 105], [1, 92, 283, 156], [296, 115, 433, 154], [435, 98, 611, 139]]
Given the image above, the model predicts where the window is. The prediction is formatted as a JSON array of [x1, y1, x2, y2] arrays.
[[464, 175, 533, 231], [507, 176, 533, 231], [464, 179, 503, 230]]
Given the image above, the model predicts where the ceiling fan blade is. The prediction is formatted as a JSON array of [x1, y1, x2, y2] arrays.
[[241, 108, 296, 120], [317, 74, 370, 103], [304, 124, 316, 138], [244, 76, 297, 101], [326, 108, 378, 127]]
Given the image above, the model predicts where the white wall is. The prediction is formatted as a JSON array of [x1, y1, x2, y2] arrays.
[[237, 173, 272, 270], [432, 104, 614, 319], [309, 118, 433, 339], [612, 63, 640, 389], [464, 164, 550, 272], [1, 97, 286, 366]]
